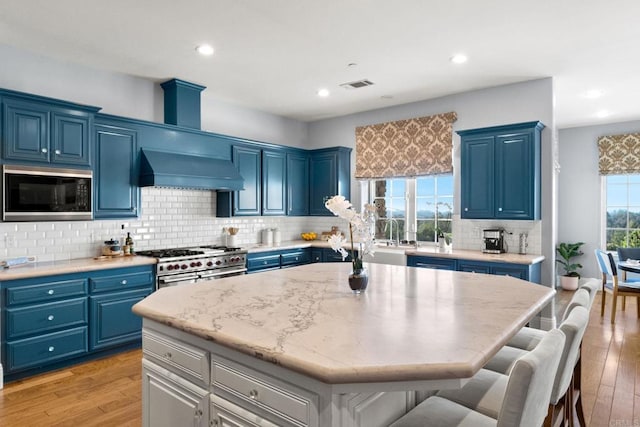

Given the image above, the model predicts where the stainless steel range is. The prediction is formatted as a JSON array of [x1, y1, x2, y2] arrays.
[[136, 245, 247, 289]]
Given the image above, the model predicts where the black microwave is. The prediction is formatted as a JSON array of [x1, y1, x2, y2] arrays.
[[3, 165, 93, 221]]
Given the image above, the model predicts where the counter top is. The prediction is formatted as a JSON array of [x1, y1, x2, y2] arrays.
[[133, 262, 554, 385], [246, 240, 544, 265], [0, 255, 157, 281]]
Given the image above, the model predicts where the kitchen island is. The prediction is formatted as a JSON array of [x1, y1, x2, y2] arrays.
[[133, 262, 554, 427]]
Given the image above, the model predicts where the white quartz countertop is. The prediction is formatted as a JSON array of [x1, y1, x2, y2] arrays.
[[246, 240, 544, 265], [0, 255, 156, 281], [133, 262, 554, 384]]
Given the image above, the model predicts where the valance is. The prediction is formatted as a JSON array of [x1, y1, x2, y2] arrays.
[[355, 112, 457, 179], [597, 132, 640, 175]]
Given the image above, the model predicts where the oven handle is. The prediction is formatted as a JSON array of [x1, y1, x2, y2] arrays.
[[199, 267, 247, 279], [159, 273, 200, 284]]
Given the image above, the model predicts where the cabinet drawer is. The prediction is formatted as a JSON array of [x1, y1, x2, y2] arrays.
[[457, 261, 491, 274], [280, 251, 311, 267], [6, 297, 88, 339], [213, 359, 315, 426], [211, 394, 279, 427], [6, 327, 88, 372], [6, 278, 87, 306], [143, 330, 209, 386], [247, 254, 281, 272], [407, 256, 457, 270], [89, 270, 153, 293]]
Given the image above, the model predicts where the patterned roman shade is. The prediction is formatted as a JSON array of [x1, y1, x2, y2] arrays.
[[597, 132, 640, 175], [355, 112, 457, 179]]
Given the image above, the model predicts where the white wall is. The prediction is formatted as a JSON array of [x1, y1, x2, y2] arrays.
[[0, 43, 308, 148], [308, 79, 557, 286], [558, 119, 640, 279]]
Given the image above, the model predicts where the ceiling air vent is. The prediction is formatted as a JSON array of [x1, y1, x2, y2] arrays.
[[340, 79, 375, 89]]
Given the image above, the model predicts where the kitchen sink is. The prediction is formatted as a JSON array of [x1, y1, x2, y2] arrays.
[[363, 245, 407, 266]]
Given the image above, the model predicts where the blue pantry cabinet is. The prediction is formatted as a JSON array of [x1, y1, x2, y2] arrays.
[[1, 93, 98, 166], [94, 123, 140, 218], [262, 149, 286, 215], [458, 121, 544, 220], [1, 265, 154, 382]]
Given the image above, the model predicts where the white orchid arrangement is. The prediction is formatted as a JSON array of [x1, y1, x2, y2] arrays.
[[324, 195, 376, 273]]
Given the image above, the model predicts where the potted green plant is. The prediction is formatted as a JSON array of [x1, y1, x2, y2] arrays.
[[556, 242, 584, 290]]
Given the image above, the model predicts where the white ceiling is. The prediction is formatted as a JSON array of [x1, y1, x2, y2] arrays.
[[1, 0, 639, 128]]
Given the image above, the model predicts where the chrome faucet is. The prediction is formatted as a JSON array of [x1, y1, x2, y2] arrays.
[[383, 218, 400, 246]]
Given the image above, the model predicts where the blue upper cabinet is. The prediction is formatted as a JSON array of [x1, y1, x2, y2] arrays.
[[458, 121, 544, 220], [2, 94, 97, 166], [233, 146, 262, 216], [94, 123, 139, 218], [309, 147, 352, 216], [262, 150, 286, 215], [286, 152, 309, 216]]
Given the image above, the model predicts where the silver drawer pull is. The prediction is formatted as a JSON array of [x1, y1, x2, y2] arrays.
[[248, 389, 259, 400], [121, 279, 128, 285], [498, 207, 503, 211], [263, 261, 267, 264], [54, 149, 61, 155], [194, 409, 203, 419], [48, 289, 54, 295], [47, 315, 55, 321], [164, 352, 172, 359], [48, 346, 55, 352], [41, 147, 48, 153], [295, 257, 299, 261]]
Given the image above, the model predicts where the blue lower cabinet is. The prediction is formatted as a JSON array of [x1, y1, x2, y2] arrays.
[[2, 265, 154, 381], [408, 255, 541, 283], [311, 249, 323, 263], [407, 256, 457, 270], [247, 248, 313, 273], [6, 327, 88, 372], [281, 250, 311, 267], [90, 289, 150, 351]]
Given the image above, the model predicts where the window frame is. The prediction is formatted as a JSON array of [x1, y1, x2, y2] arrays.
[[603, 173, 640, 250]]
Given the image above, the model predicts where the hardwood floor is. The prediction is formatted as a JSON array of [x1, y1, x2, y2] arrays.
[[0, 291, 637, 426]]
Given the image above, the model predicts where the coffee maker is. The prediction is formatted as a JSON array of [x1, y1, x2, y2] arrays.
[[483, 228, 506, 254]]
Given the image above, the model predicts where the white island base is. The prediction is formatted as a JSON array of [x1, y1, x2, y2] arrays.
[[141, 319, 468, 427]]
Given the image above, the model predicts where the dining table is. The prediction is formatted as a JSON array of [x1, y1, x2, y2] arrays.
[[618, 259, 640, 275]]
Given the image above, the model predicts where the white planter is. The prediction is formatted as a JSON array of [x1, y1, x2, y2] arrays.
[[560, 275, 580, 291]]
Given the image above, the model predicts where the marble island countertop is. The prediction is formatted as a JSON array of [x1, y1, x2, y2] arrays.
[[133, 262, 554, 385], [0, 255, 157, 281], [246, 240, 544, 265]]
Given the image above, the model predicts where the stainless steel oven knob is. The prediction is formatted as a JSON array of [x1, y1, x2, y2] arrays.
[[207, 261, 213, 266], [215, 260, 222, 265], [196, 261, 202, 266], [190, 262, 196, 267], [181, 264, 188, 270], [167, 265, 173, 270]]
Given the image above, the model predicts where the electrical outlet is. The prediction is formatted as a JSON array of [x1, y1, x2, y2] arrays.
[[4, 234, 15, 247]]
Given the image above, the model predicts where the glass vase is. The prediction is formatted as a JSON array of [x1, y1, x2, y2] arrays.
[[348, 267, 368, 293]]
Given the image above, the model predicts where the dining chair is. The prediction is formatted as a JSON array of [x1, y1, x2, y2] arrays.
[[616, 247, 640, 310], [506, 288, 590, 352], [594, 249, 640, 323], [389, 329, 566, 427], [481, 306, 589, 427]]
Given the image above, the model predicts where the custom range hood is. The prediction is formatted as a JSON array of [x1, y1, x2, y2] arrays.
[[139, 149, 244, 191]]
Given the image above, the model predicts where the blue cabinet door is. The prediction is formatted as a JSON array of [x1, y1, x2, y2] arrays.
[[262, 150, 286, 215], [52, 112, 91, 165], [495, 131, 538, 220], [233, 146, 261, 216], [94, 124, 139, 218], [460, 135, 494, 219], [3, 98, 49, 162], [287, 152, 309, 216], [457, 260, 491, 274], [407, 255, 457, 270], [309, 147, 351, 216], [89, 288, 150, 351]]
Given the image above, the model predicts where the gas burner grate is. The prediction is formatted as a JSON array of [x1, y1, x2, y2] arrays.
[[137, 248, 204, 258]]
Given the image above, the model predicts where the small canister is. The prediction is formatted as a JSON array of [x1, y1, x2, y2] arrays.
[[518, 233, 528, 254], [262, 229, 273, 246], [273, 228, 281, 245]]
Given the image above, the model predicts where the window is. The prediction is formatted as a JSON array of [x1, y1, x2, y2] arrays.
[[369, 175, 453, 243], [605, 174, 640, 249]]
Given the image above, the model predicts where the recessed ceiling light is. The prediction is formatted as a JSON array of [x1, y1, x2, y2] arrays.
[[195, 44, 214, 56], [595, 110, 611, 118], [450, 54, 468, 64], [317, 88, 330, 97], [584, 89, 604, 99]]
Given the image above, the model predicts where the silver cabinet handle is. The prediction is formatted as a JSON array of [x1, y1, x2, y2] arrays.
[[464, 207, 468, 211], [121, 279, 127, 285], [47, 315, 54, 321], [48, 346, 55, 352], [248, 389, 259, 400], [194, 409, 203, 419], [498, 207, 503, 211], [41, 147, 48, 153], [54, 149, 61, 155], [164, 352, 172, 359], [48, 289, 54, 295]]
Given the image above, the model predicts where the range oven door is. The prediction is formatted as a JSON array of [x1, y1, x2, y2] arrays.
[[157, 273, 199, 289], [198, 266, 247, 281]]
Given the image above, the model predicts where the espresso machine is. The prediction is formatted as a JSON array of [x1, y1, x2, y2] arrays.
[[483, 228, 506, 254]]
